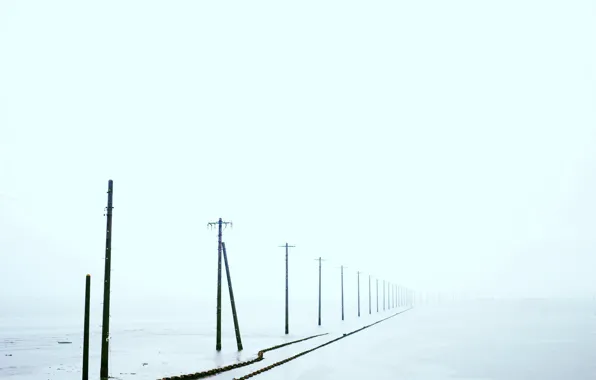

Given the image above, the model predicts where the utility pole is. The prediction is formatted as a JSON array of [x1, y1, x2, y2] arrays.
[[357, 271, 361, 317], [100, 180, 113, 380], [82, 275, 91, 380], [376, 278, 379, 312], [207, 218, 232, 351], [279, 243, 295, 335], [368, 275, 371, 315], [340, 265, 346, 321], [315, 257, 325, 326], [383, 280, 386, 311], [389, 283, 392, 309], [221, 242, 242, 351]]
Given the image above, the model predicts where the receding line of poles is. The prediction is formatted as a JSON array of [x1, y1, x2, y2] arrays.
[[90, 179, 417, 380]]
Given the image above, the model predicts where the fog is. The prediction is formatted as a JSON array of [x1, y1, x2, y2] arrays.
[[1, 0, 595, 319]]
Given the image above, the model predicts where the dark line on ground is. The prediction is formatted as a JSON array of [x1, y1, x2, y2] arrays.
[[157, 333, 328, 380], [232, 308, 413, 380]]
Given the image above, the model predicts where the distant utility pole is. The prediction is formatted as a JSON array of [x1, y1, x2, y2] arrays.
[[340, 265, 346, 321], [207, 218, 232, 351], [376, 279, 379, 312], [315, 257, 325, 326], [357, 271, 361, 317], [279, 243, 295, 335], [389, 284, 393, 309], [368, 275, 371, 315], [100, 180, 114, 380], [383, 280, 386, 311], [389, 283, 392, 309]]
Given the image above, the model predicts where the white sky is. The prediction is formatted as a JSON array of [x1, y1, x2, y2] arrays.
[[1, 0, 595, 314]]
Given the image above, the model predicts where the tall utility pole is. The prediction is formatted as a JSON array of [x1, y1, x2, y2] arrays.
[[368, 275, 371, 315], [100, 180, 114, 380], [376, 279, 379, 312], [357, 271, 361, 317], [340, 265, 346, 321], [221, 242, 242, 351], [279, 243, 295, 335], [315, 257, 324, 326], [208, 218, 232, 351]]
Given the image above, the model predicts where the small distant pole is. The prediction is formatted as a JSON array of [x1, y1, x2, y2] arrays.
[[376, 279, 379, 312], [100, 180, 114, 380], [207, 218, 232, 351], [357, 271, 361, 317], [279, 243, 295, 335], [368, 275, 371, 315], [383, 280, 386, 311], [340, 265, 346, 321], [221, 243, 243, 351], [82, 275, 91, 380], [389, 284, 393, 309], [389, 283, 392, 309]]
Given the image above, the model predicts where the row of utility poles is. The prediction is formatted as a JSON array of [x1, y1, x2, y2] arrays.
[[313, 256, 413, 327], [86, 180, 414, 380]]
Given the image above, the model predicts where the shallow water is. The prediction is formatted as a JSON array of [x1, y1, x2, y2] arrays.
[[1, 299, 595, 379]]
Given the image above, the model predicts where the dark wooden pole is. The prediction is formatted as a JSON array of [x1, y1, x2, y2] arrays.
[[207, 218, 231, 351], [279, 243, 294, 335], [82, 274, 90, 380], [222, 242, 243, 351], [286, 244, 289, 334], [100, 180, 113, 380], [216, 218, 223, 351]]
